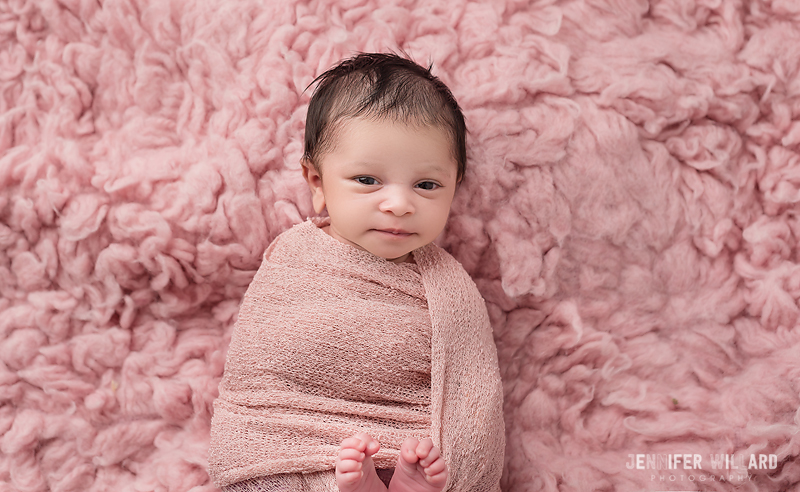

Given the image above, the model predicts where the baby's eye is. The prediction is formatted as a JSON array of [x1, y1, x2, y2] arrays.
[[355, 176, 378, 185], [416, 181, 440, 191]]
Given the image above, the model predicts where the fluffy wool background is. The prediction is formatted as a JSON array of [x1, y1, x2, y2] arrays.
[[2, 0, 800, 491]]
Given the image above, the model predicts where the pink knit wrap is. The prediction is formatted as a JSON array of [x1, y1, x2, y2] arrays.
[[207, 218, 505, 491]]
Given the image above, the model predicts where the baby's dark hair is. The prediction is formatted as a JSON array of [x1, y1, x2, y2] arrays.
[[303, 52, 467, 182]]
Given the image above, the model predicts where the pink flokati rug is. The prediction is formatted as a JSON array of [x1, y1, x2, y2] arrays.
[[2, 0, 800, 491]]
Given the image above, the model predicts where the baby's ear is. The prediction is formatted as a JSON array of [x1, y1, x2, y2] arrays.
[[301, 159, 326, 214]]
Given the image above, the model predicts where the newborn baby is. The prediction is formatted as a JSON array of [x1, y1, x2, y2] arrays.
[[208, 53, 505, 492]]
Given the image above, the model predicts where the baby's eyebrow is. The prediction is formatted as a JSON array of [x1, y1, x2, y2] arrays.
[[347, 161, 380, 170], [345, 160, 456, 179], [422, 164, 457, 177], [431, 164, 453, 173]]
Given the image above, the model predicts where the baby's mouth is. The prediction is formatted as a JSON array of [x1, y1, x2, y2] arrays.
[[375, 229, 412, 236]]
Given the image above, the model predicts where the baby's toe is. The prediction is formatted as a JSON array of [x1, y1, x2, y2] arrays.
[[340, 433, 381, 455], [424, 456, 446, 477], [400, 437, 421, 464], [336, 470, 364, 487], [357, 433, 381, 455], [340, 436, 367, 452], [415, 439, 438, 464], [337, 458, 364, 474], [338, 448, 366, 463]]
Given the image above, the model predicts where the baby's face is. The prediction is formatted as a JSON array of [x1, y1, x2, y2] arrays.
[[303, 117, 458, 263]]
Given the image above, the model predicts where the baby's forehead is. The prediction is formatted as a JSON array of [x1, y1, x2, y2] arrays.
[[319, 117, 458, 174], [323, 118, 456, 162], [328, 115, 456, 146]]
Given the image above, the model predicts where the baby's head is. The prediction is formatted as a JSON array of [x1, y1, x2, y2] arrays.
[[302, 53, 467, 263]]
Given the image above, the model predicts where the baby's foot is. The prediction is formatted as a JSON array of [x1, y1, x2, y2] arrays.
[[388, 438, 447, 492], [336, 433, 388, 492]]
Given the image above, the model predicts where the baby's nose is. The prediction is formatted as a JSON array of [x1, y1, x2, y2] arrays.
[[378, 187, 414, 216]]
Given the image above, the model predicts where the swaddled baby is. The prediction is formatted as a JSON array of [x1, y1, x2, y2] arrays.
[[208, 53, 504, 492]]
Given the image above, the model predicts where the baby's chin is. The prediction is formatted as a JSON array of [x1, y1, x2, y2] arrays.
[[325, 225, 423, 263]]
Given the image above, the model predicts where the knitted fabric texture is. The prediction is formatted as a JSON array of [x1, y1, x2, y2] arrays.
[[220, 471, 337, 492], [207, 218, 505, 491], [220, 468, 394, 492]]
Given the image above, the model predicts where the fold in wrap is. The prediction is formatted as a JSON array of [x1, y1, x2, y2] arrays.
[[208, 218, 505, 491]]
